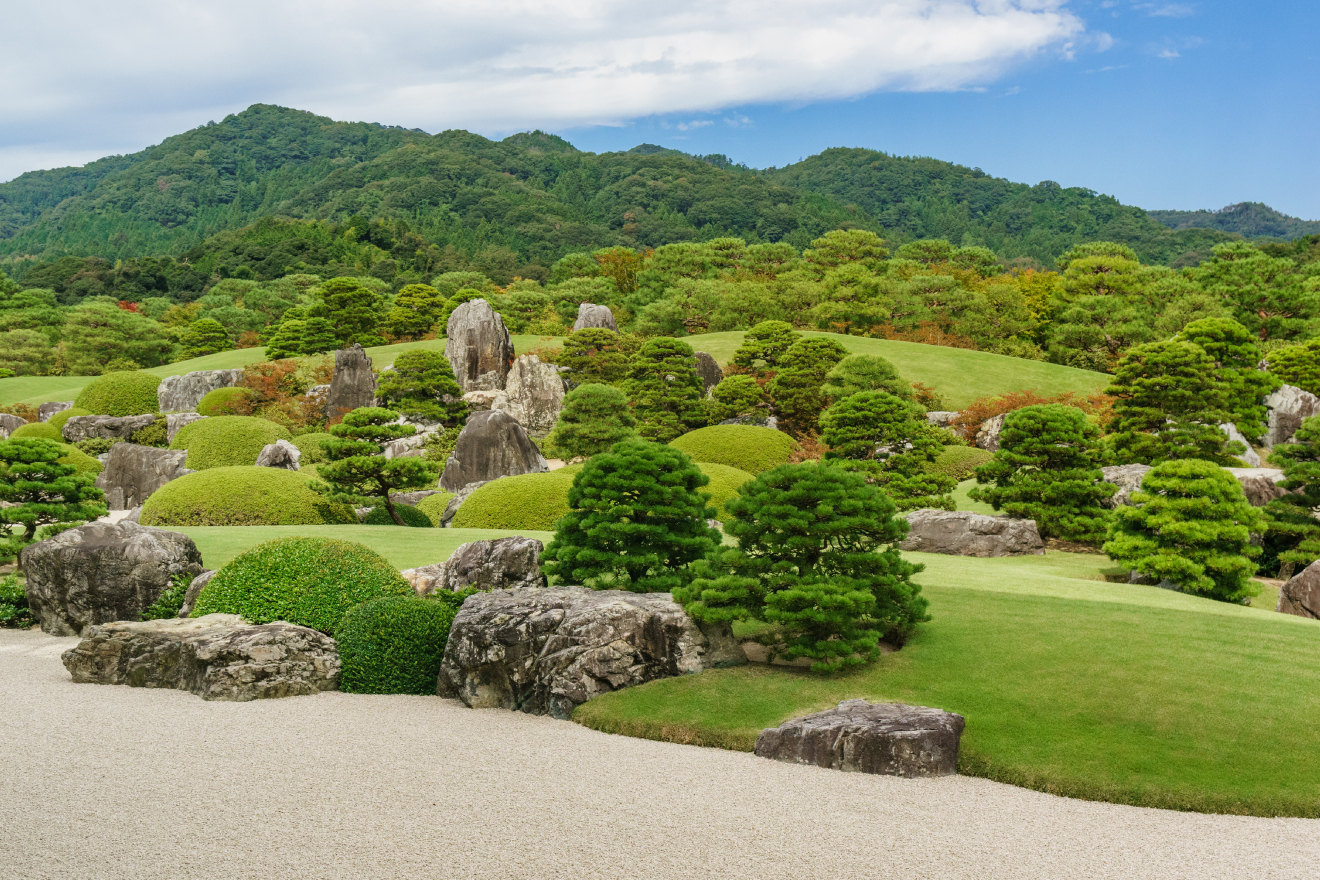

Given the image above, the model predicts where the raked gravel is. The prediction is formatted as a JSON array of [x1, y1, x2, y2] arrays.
[[2, 628, 1316, 880]]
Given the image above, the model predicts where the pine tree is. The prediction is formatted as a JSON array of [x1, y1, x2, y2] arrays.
[[622, 337, 708, 443], [704, 375, 769, 423], [1264, 415, 1320, 577], [732, 320, 801, 372], [180, 318, 232, 359], [544, 384, 636, 460], [384, 284, 445, 341], [1177, 317, 1279, 442], [768, 337, 848, 436], [376, 350, 467, 425], [313, 407, 440, 526], [0, 438, 106, 562], [555, 328, 640, 386], [821, 354, 915, 404], [308, 277, 385, 348]]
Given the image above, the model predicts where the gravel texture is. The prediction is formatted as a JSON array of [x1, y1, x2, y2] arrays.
[[3, 628, 1317, 880]]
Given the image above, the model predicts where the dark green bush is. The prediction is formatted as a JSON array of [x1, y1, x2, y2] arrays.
[[927, 446, 993, 480], [0, 573, 34, 628], [74, 371, 162, 416], [192, 536, 410, 635], [196, 386, 254, 416], [669, 425, 798, 475], [139, 572, 192, 621], [170, 415, 292, 469], [128, 416, 168, 447], [291, 432, 334, 464], [337, 596, 458, 694], [416, 492, 456, 526], [364, 503, 434, 527], [140, 466, 355, 526]]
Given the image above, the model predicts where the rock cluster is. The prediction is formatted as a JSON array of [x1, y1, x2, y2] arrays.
[[325, 344, 377, 419], [440, 410, 548, 491], [571, 302, 619, 333], [446, 299, 514, 392], [1100, 464, 1152, 508], [61, 414, 156, 444], [403, 537, 546, 594], [926, 411, 959, 428], [94, 443, 194, 510], [1277, 560, 1320, 619], [156, 369, 244, 413], [900, 509, 1044, 557], [1224, 467, 1289, 507], [255, 439, 301, 470], [1264, 385, 1320, 448]]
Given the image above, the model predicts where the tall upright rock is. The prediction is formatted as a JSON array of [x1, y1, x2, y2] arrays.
[[326, 344, 376, 420], [694, 352, 723, 395], [446, 299, 514, 393], [440, 410, 548, 491], [95, 443, 195, 510]]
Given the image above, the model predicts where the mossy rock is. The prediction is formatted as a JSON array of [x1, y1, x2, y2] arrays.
[[196, 386, 254, 416], [669, 425, 798, 475], [337, 596, 458, 694], [10, 422, 61, 441], [140, 466, 355, 526], [169, 415, 292, 470], [363, 504, 434, 527], [49, 407, 91, 432], [291, 432, 334, 464], [451, 470, 577, 530], [191, 536, 410, 635], [928, 445, 993, 481], [415, 492, 456, 526], [694, 461, 755, 520], [74, 371, 162, 416]]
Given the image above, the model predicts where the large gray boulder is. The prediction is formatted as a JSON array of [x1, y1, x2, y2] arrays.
[[694, 352, 722, 395], [38, 401, 73, 422], [19, 521, 204, 637], [1100, 464, 1153, 508], [62, 414, 156, 444], [1277, 560, 1320, 619], [94, 443, 194, 510], [403, 537, 546, 594], [255, 439, 301, 471], [1225, 467, 1289, 507], [325, 344, 376, 420], [572, 302, 618, 333], [156, 369, 244, 413], [61, 614, 340, 701], [754, 700, 965, 778], [490, 354, 566, 437], [439, 410, 548, 491], [1220, 422, 1261, 467], [0, 412, 27, 439], [974, 414, 1005, 452], [446, 299, 514, 393], [900, 509, 1044, 557], [438, 587, 745, 719], [1263, 384, 1320, 448], [165, 412, 206, 443]]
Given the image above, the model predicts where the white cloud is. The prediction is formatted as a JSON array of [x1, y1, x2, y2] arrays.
[[1158, 48, 1181, 58], [676, 120, 715, 131]]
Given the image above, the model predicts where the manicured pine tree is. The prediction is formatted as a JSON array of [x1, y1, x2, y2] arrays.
[[768, 336, 848, 436], [384, 284, 446, 341], [1264, 415, 1320, 577], [313, 407, 440, 527], [180, 318, 232, 359], [544, 384, 636, 460], [0, 438, 106, 563], [704, 375, 769, 424], [732, 320, 801, 373], [821, 354, 915, 405], [375, 349, 468, 426], [555, 328, 639, 386], [1264, 337, 1320, 396], [309, 277, 386, 348], [1177, 317, 1279, 443], [622, 337, 708, 443]]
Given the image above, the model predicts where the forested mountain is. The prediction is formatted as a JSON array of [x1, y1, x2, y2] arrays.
[[1149, 202, 1320, 240]]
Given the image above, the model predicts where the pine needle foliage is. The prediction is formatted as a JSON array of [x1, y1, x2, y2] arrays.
[[732, 320, 801, 372], [0, 438, 107, 562], [768, 336, 849, 436], [376, 349, 468, 425], [544, 383, 636, 460], [1176, 317, 1279, 442], [622, 337, 708, 443], [1264, 415, 1320, 572], [312, 407, 440, 527]]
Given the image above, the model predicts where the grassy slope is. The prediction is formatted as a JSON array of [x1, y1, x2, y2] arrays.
[[573, 550, 1320, 817]]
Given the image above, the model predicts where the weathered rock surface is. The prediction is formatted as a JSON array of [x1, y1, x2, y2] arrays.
[[166, 412, 206, 443], [439, 410, 548, 491], [404, 537, 546, 594], [900, 509, 1044, 557], [974, 414, 1005, 452], [1264, 384, 1320, 448], [62, 414, 156, 444], [0, 412, 28, 439], [20, 521, 205, 637], [754, 700, 965, 778], [1225, 467, 1289, 507], [38, 401, 73, 422], [694, 352, 723, 395], [1277, 560, 1320, 619], [446, 299, 514, 392], [61, 614, 340, 701], [1220, 422, 1261, 467], [439, 480, 487, 526], [255, 439, 301, 470], [156, 369, 244, 413], [720, 415, 778, 429], [571, 302, 619, 333], [177, 569, 217, 618], [325, 344, 376, 419], [390, 489, 444, 507], [926, 411, 959, 428], [1100, 464, 1153, 508], [438, 587, 746, 719], [490, 354, 566, 437], [94, 443, 194, 510]]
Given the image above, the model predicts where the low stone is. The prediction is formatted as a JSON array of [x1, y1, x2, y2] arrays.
[[20, 521, 205, 636], [754, 700, 965, 777], [166, 412, 206, 443], [404, 537, 546, 594], [62, 414, 157, 444], [1100, 464, 1153, 508], [326, 344, 376, 420], [390, 490, 444, 507], [94, 443, 194, 510], [439, 410, 548, 492], [694, 352, 723, 395], [461, 390, 501, 411], [439, 480, 487, 526], [156, 369, 244, 413], [255, 439, 301, 470], [926, 411, 959, 428], [38, 401, 73, 422], [178, 570, 217, 618], [571, 302, 619, 333], [720, 415, 779, 429], [1263, 384, 1320, 448], [974, 414, 1005, 452], [1277, 560, 1320, 619], [1220, 423, 1261, 467], [446, 299, 514, 393], [438, 587, 745, 718], [0, 412, 27, 439], [1225, 467, 1289, 507], [61, 614, 340, 701], [900, 509, 1044, 557]]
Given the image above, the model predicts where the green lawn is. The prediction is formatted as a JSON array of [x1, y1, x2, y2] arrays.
[[573, 549, 1320, 817], [950, 478, 998, 514]]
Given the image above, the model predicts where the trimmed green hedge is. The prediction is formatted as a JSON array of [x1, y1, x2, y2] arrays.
[[57, 443, 103, 476], [169, 416, 292, 470], [49, 408, 91, 432], [10, 422, 61, 441], [451, 470, 577, 530], [337, 596, 458, 694], [928, 445, 994, 481], [74, 372, 162, 416], [669, 425, 798, 475], [292, 432, 334, 464], [695, 462, 755, 520], [196, 387, 253, 416], [364, 504, 434, 527], [416, 492, 456, 526], [140, 466, 355, 526], [192, 536, 411, 635]]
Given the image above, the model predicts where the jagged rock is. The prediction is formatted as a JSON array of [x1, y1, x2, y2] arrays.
[[754, 700, 965, 778], [1221, 423, 1261, 467], [390, 490, 444, 507], [440, 480, 487, 526], [177, 570, 217, 618], [404, 537, 546, 594], [120, 507, 142, 524], [1277, 560, 1320, 619], [1100, 464, 1153, 508], [62, 414, 156, 444], [305, 384, 330, 411], [461, 390, 500, 411], [900, 509, 1044, 557], [255, 439, 301, 470], [61, 615, 340, 701], [572, 302, 619, 333], [38, 401, 73, 422], [1263, 384, 1320, 448], [325, 344, 376, 420], [382, 431, 432, 460], [693, 352, 723, 395], [974, 414, 1005, 452], [94, 443, 194, 510], [446, 299, 514, 393], [19, 521, 204, 637], [926, 411, 959, 428], [439, 410, 548, 492], [0, 412, 27, 439], [156, 369, 244, 413], [1225, 467, 1289, 507], [492, 354, 566, 437], [165, 412, 206, 443], [437, 587, 745, 719]]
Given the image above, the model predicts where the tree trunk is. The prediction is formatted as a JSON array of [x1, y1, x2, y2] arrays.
[[383, 496, 405, 527]]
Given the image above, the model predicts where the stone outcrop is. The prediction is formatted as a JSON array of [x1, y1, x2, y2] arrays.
[[754, 700, 965, 778], [974, 414, 1005, 452], [1220, 422, 1261, 467], [166, 412, 206, 443], [1277, 560, 1320, 619], [1100, 464, 1153, 508], [446, 299, 514, 392], [390, 489, 444, 507], [404, 537, 546, 594], [156, 369, 244, 413], [694, 352, 723, 395], [61, 614, 340, 701], [177, 570, 217, 618], [926, 411, 959, 428], [571, 302, 619, 333], [20, 521, 205, 637], [38, 401, 73, 422], [438, 587, 745, 719], [1225, 467, 1289, 507], [1263, 384, 1320, 448], [439, 410, 548, 492], [900, 509, 1044, 557], [325, 344, 376, 419], [439, 480, 487, 526], [491, 354, 566, 437], [94, 443, 194, 510], [255, 439, 301, 470], [0, 412, 27, 439], [62, 414, 156, 444]]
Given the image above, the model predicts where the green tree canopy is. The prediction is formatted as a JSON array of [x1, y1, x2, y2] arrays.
[[308, 277, 386, 347], [0, 438, 107, 562], [312, 407, 440, 526], [384, 283, 445, 340], [180, 318, 232, 359], [1264, 415, 1320, 577], [768, 336, 849, 436], [705, 375, 769, 424], [544, 383, 637, 460], [1176, 316, 1279, 441], [555, 328, 640, 386], [622, 337, 708, 443], [375, 349, 467, 425], [820, 353, 914, 404], [732, 320, 801, 372]]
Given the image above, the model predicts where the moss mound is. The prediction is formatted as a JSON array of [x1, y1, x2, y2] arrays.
[[74, 371, 161, 416], [56, 443, 103, 476], [196, 386, 253, 416], [292, 432, 334, 464], [670, 425, 798, 474], [363, 504, 434, 527], [416, 492, 456, 526], [192, 536, 410, 635], [169, 416, 292, 470], [337, 596, 458, 694], [451, 470, 577, 530], [140, 466, 354, 526], [928, 445, 994, 481], [695, 462, 755, 520], [49, 407, 91, 432], [10, 422, 61, 441]]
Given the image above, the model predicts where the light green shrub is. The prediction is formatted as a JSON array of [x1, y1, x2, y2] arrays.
[[696, 462, 755, 520], [416, 492, 456, 526], [669, 425, 799, 475], [337, 596, 458, 694], [10, 422, 61, 441], [49, 408, 91, 432], [56, 444, 103, 476], [196, 386, 253, 416], [928, 446, 994, 481], [74, 371, 161, 416], [291, 432, 334, 464], [140, 466, 354, 526], [451, 471, 578, 530], [169, 416, 292, 469]]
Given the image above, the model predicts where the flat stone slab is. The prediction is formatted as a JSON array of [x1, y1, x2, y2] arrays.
[[900, 509, 1044, 557], [61, 614, 340, 701], [755, 700, 965, 777]]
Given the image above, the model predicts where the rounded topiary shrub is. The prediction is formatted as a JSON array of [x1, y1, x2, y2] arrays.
[[292, 432, 334, 464], [74, 371, 162, 416], [196, 386, 253, 416], [927, 446, 993, 481], [10, 422, 61, 441], [669, 425, 799, 475], [169, 416, 292, 470], [363, 504, 434, 527], [140, 466, 355, 526], [696, 462, 755, 520], [337, 596, 458, 694], [49, 407, 91, 432], [416, 492, 456, 526], [191, 537, 411, 635], [451, 470, 577, 530], [57, 444, 103, 476]]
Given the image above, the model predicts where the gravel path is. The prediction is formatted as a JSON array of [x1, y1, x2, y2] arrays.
[[3, 628, 1317, 880]]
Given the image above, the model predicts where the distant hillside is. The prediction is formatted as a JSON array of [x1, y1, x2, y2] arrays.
[[1148, 202, 1320, 239]]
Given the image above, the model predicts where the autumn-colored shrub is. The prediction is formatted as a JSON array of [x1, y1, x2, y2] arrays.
[[950, 390, 1114, 442]]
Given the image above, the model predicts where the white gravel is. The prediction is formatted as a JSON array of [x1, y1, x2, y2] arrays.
[[2, 628, 1317, 880]]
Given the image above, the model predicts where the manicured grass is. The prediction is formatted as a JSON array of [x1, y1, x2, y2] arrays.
[[174, 525, 554, 571], [573, 549, 1320, 817], [950, 478, 998, 515]]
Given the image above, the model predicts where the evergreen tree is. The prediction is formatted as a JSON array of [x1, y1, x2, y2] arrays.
[[622, 337, 708, 443], [180, 318, 232, 359], [821, 354, 914, 404], [1264, 415, 1320, 577], [704, 375, 769, 423], [542, 439, 718, 593], [384, 283, 445, 340], [1265, 337, 1320, 396], [313, 407, 440, 527], [544, 384, 636, 460], [1177, 317, 1279, 442], [768, 337, 848, 436], [0, 438, 107, 562], [732, 320, 801, 372], [555, 328, 640, 386], [375, 350, 467, 425], [308, 277, 386, 347], [263, 319, 307, 359], [969, 404, 1114, 543]]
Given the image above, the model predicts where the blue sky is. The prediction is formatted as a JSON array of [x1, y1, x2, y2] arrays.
[[3, 1, 1317, 218]]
